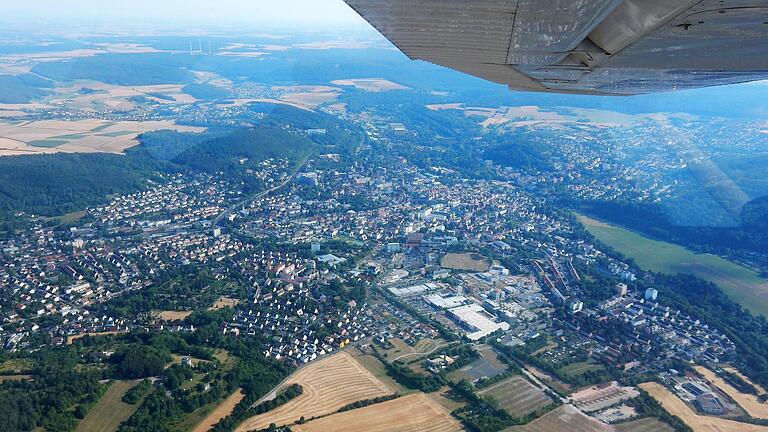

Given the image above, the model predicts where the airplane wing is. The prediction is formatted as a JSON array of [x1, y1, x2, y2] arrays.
[[343, 0, 768, 94]]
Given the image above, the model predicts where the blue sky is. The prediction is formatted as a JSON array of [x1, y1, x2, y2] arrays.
[[2, 0, 368, 28]]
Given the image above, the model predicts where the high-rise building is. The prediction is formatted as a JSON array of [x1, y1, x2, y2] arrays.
[[645, 288, 658, 301]]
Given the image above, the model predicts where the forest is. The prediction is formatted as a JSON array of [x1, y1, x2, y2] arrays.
[[0, 113, 337, 237], [573, 198, 768, 256], [0, 312, 289, 432]]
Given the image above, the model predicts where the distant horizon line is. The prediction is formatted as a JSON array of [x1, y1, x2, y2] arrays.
[[0, 18, 375, 30]]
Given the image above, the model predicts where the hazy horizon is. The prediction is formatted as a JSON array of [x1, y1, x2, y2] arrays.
[[0, 0, 370, 30]]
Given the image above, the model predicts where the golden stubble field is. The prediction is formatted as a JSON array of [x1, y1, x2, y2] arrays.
[[639, 382, 768, 432], [0, 119, 204, 156], [234, 352, 394, 431], [694, 366, 768, 419], [291, 392, 463, 432]]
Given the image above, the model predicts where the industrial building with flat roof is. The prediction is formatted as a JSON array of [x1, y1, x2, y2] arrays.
[[426, 293, 468, 309], [388, 282, 439, 297], [447, 303, 509, 341]]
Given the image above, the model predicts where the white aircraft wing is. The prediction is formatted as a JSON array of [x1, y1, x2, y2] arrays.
[[344, 0, 768, 94]]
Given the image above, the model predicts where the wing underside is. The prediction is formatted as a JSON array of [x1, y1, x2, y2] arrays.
[[344, 0, 768, 95]]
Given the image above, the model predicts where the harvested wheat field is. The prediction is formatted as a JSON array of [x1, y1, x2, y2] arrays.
[[193, 389, 244, 432], [723, 367, 768, 395], [280, 92, 339, 109], [695, 366, 768, 419], [0, 119, 204, 156], [291, 392, 462, 432], [639, 382, 768, 432], [235, 352, 393, 431]]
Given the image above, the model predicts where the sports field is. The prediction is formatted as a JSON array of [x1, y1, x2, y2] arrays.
[[76, 380, 140, 432], [235, 352, 394, 431], [577, 214, 768, 317], [152, 310, 193, 321], [291, 393, 462, 432], [441, 252, 491, 272]]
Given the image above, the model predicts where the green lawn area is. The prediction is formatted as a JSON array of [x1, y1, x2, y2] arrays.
[[0, 358, 34, 373], [171, 399, 220, 432], [558, 361, 604, 377], [577, 214, 768, 317], [59, 211, 87, 224], [76, 380, 141, 432], [91, 122, 116, 132], [28, 139, 68, 148], [97, 131, 137, 137], [53, 133, 89, 139], [351, 350, 410, 394]]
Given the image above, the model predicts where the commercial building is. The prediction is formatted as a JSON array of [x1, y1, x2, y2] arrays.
[[447, 303, 510, 341]]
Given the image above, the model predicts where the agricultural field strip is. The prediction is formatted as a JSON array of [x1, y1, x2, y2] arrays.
[[694, 366, 768, 419], [0, 119, 204, 156], [639, 382, 768, 432], [478, 376, 552, 416], [192, 389, 244, 432], [291, 392, 462, 432], [235, 352, 392, 431]]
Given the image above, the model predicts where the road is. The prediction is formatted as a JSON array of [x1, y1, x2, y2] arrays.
[[521, 367, 568, 404], [214, 156, 309, 226], [391, 341, 457, 362]]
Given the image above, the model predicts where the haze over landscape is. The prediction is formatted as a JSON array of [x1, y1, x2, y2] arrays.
[[2, 0, 368, 28], [0, 2, 767, 432]]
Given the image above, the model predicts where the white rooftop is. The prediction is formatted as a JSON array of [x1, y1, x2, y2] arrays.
[[448, 303, 509, 341]]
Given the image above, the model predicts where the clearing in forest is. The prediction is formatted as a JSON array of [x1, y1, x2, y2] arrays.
[[76, 380, 141, 432]]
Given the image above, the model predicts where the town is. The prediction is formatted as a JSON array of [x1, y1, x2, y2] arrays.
[[2, 106, 764, 432]]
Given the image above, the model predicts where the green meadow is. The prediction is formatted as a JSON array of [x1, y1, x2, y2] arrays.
[[577, 214, 768, 317]]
